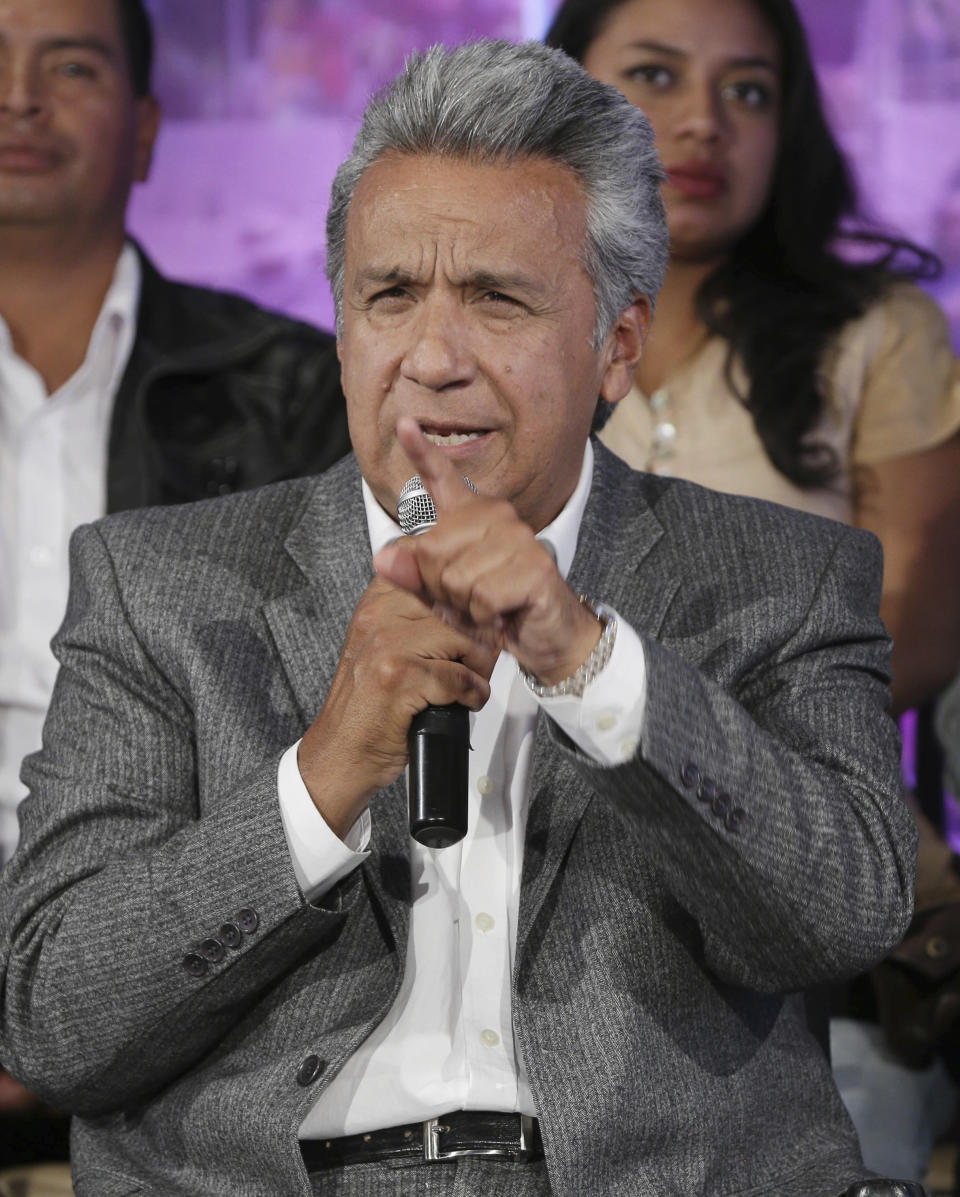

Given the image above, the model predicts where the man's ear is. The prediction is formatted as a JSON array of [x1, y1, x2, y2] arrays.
[[133, 97, 160, 184], [598, 295, 651, 406]]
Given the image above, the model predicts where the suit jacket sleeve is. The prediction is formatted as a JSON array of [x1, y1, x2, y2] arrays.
[[554, 520, 916, 993], [0, 522, 360, 1116]]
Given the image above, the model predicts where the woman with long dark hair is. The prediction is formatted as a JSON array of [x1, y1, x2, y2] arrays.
[[547, 0, 960, 1183], [547, 0, 960, 718]]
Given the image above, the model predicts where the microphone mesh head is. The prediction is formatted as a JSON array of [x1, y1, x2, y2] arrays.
[[397, 473, 478, 535], [397, 476, 436, 536]]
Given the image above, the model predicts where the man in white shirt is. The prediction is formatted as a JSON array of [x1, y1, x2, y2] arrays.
[[0, 0, 348, 1166], [0, 0, 349, 869], [0, 39, 919, 1197]]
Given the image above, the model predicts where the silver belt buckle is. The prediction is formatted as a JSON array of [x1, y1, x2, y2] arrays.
[[422, 1114, 535, 1162]]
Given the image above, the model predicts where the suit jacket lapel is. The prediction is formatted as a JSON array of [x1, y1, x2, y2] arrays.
[[263, 456, 369, 726], [262, 455, 412, 942], [518, 442, 680, 953]]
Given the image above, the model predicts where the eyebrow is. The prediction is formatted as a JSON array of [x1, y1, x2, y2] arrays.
[[625, 39, 779, 73], [0, 34, 122, 65], [353, 266, 548, 298], [467, 269, 548, 297]]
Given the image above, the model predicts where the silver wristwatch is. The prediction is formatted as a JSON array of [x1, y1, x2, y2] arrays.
[[520, 597, 617, 699]]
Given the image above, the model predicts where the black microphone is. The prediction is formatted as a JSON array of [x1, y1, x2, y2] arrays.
[[397, 474, 474, 849]]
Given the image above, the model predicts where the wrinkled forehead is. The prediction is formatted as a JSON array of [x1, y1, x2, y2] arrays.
[[344, 151, 591, 268]]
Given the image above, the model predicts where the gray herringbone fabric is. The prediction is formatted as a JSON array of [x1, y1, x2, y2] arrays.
[[0, 442, 916, 1196]]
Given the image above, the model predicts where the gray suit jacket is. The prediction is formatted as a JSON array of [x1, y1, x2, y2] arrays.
[[0, 443, 916, 1196]]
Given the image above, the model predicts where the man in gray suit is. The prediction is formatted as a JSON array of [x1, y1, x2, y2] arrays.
[[0, 39, 918, 1197]]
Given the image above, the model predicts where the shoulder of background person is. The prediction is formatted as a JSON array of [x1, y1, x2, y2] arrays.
[[131, 240, 338, 359], [833, 278, 954, 366], [823, 278, 960, 465]]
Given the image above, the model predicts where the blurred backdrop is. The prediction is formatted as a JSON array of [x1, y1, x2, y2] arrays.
[[128, 0, 960, 346]]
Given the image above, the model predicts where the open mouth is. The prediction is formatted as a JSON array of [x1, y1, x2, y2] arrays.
[[420, 427, 488, 447], [423, 431, 484, 447]]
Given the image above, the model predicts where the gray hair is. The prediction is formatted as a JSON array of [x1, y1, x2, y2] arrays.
[[325, 39, 667, 348]]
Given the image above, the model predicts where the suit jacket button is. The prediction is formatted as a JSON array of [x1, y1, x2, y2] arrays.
[[697, 777, 717, 804], [680, 761, 700, 789], [220, 922, 243, 950], [200, 937, 225, 963], [183, 953, 208, 978], [725, 807, 747, 833], [711, 791, 731, 819], [297, 1055, 326, 1087], [237, 908, 259, 934]]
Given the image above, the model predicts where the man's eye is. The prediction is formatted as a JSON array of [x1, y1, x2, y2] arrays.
[[625, 64, 674, 89], [57, 61, 97, 80]]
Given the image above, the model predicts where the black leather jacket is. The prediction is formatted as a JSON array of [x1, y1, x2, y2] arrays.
[[106, 249, 350, 513]]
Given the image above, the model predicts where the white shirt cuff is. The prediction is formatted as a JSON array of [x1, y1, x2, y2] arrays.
[[277, 741, 371, 902], [537, 613, 647, 765]]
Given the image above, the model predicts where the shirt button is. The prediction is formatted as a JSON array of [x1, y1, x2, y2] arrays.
[[477, 776, 494, 795], [651, 421, 677, 457], [480, 1029, 500, 1048], [620, 738, 638, 760], [596, 713, 617, 732], [475, 913, 495, 933]]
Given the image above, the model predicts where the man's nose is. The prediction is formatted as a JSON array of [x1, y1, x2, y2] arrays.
[[0, 62, 48, 123], [400, 296, 476, 391]]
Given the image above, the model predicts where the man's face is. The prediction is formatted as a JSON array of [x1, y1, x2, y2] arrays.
[[0, 0, 157, 234], [339, 152, 648, 532]]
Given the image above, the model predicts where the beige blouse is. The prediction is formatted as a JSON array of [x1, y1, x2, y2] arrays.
[[600, 284, 960, 523]]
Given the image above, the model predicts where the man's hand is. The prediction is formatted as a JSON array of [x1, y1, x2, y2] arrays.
[[374, 418, 602, 687], [298, 417, 602, 839], [297, 575, 494, 839], [0, 1068, 42, 1111]]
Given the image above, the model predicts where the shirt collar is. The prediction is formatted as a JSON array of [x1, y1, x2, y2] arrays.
[[84, 241, 141, 393], [103, 241, 141, 325], [0, 241, 141, 390], [360, 438, 594, 584]]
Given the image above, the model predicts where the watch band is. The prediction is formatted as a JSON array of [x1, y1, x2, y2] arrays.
[[520, 597, 617, 699]]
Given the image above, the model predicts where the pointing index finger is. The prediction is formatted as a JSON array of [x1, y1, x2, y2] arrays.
[[396, 416, 479, 515]]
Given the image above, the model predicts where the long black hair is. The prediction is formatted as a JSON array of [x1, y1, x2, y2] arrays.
[[547, 0, 939, 488]]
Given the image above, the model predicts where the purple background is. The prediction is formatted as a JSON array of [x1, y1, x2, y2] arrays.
[[128, 0, 960, 346], [127, 1, 960, 828]]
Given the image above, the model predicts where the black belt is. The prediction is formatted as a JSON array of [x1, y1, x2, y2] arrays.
[[301, 1111, 543, 1170]]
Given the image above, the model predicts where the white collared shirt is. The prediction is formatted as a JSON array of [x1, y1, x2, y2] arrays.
[[0, 244, 141, 863], [277, 440, 649, 1137]]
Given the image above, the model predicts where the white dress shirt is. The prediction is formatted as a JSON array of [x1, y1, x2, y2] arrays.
[[0, 245, 141, 863], [277, 440, 649, 1137]]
